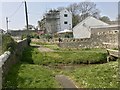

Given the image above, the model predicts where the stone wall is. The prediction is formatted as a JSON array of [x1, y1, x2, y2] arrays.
[[58, 34, 118, 49], [10, 30, 36, 36], [0, 39, 28, 89], [32, 33, 118, 49]]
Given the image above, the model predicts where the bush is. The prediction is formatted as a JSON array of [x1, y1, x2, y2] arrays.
[[2, 34, 17, 53], [21, 34, 27, 40]]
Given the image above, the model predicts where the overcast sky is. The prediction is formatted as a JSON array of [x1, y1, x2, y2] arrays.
[[0, 0, 119, 30]]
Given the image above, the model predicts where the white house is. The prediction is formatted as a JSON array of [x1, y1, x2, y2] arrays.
[[41, 9, 72, 34], [73, 16, 109, 38], [59, 9, 72, 32]]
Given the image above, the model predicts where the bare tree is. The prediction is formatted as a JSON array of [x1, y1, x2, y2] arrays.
[[78, 2, 100, 21], [67, 3, 79, 15], [66, 3, 80, 27], [65, 2, 100, 27]]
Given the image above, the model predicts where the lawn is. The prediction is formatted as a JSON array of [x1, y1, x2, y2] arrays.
[[60, 61, 118, 88], [22, 46, 107, 65], [31, 40, 107, 53], [4, 63, 60, 88], [43, 44, 107, 52], [4, 42, 118, 88]]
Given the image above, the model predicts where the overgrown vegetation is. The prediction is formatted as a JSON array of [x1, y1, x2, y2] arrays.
[[2, 34, 17, 53], [4, 41, 118, 88], [4, 63, 60, 88], [61, 61, 118, 88], [4, 46, 60, 88]]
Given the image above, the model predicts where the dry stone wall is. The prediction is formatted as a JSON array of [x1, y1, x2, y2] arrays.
[[32, 33, 118, 49], [58, 33, 118, 49], [0, 39, 28, 89]]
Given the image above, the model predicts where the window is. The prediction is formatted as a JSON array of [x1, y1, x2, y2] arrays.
[[64, 14, 68, 17], [115, 31, 118, 33], [64, 21, 68, 24]]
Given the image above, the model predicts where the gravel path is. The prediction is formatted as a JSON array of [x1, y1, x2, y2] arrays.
[[31, 44, 54, 52], [55, 75, 78, 90]]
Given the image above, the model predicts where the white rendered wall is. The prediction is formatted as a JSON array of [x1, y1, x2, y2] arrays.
[[73, 16, 109, 39], [59, 9, 72, 31]]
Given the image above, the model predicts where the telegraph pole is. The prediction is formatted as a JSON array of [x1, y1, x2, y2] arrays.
[[24, 1, 31, 46], [6, 17, 9, 33], [24, 1, 29, 30]]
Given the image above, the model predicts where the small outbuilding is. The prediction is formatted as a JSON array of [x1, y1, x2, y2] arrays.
[[73, 16, 109, 39], [57, 29, 73, 38]]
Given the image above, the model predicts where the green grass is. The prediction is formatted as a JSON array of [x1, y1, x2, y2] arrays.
[[21, 46, 107, 65], [4, 42, 117, 88], [42, 44, 106, 52], [62, 61, 118, 88], [31, 41, 53, 45], [4, 63, 60, 88], [31, 40, 107, 52], [43, 44, 60, 50]]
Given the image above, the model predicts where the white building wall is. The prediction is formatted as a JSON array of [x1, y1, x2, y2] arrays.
[[73, 16, 109, 39], [73, 25, 91, 38], [59, 9, 72, 31]]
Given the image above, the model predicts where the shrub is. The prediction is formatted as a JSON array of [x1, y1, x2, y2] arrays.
[[21, 34, 27, 40], [2, 34, 17, 53]]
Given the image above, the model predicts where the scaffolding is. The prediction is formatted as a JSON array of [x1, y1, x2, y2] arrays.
[[43, 9, 61, 34]]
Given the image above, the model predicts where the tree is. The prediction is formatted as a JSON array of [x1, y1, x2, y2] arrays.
[[66, 3, 80, 28], [66, 2, 100, 27], [66, 3, 79, 15], [72, 15, 80, 27], [99, 16, 110, 23], [38, 21, 41, 29], [78, 2, 100, 21]]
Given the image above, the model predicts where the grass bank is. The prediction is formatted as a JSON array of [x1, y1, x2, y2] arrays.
[[4, 45, 118, 88], [3, 46, 60, 88], [22, 46, 107, 65], [4, 63, 60, 88], [61, 61, 118, 88]]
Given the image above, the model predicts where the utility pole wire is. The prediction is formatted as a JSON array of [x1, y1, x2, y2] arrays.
[[8, 2, 24, 18]]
